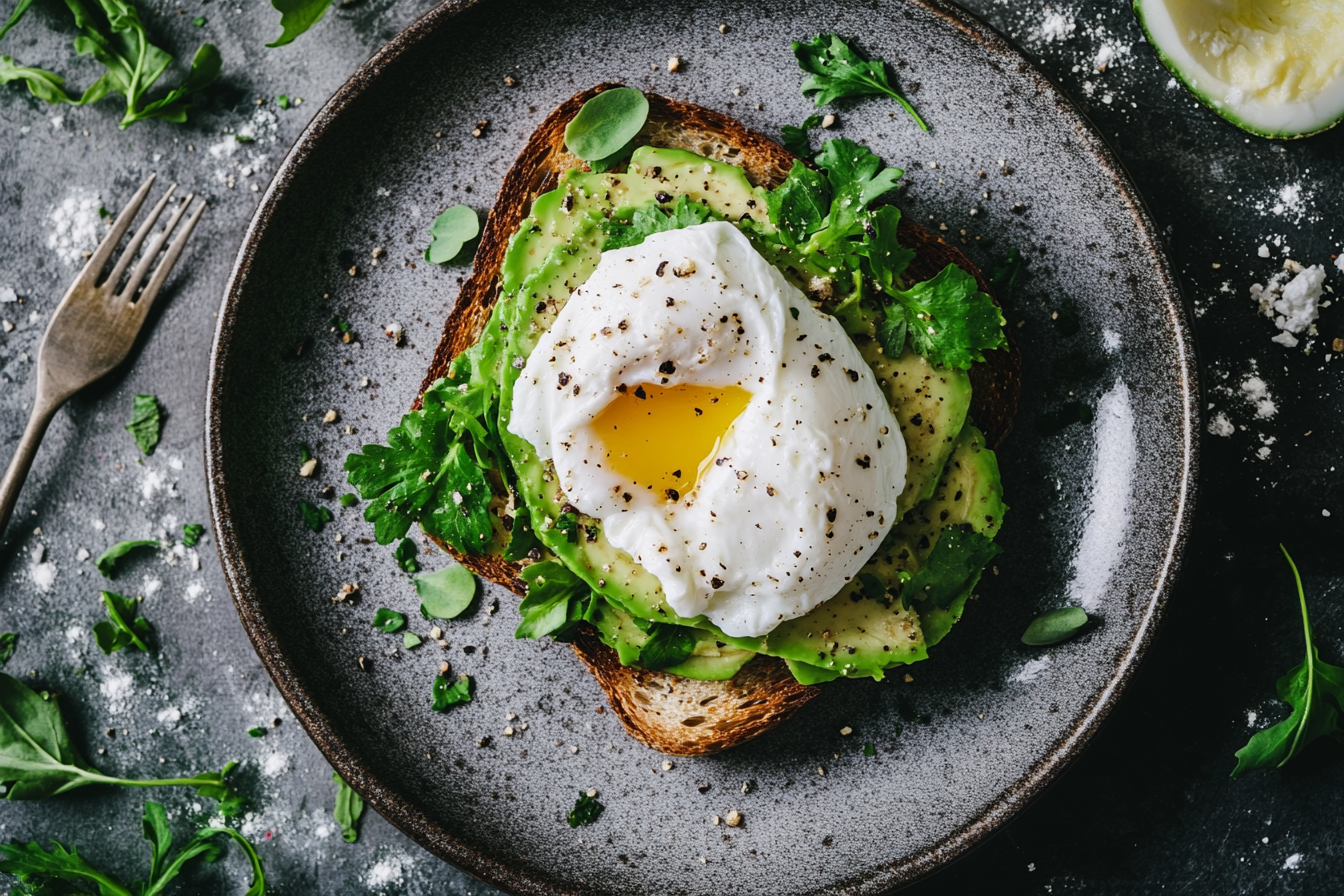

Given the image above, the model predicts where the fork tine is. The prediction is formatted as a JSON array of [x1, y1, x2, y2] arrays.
[[127, 198, 206, 320], [78, 173, 156, 286], [105, 183, 176, 293], [117, 191, 191, 302]]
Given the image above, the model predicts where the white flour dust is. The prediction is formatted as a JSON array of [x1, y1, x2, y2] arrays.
[[1067, 381, 1135, 612], [47, 188, 104, 266]]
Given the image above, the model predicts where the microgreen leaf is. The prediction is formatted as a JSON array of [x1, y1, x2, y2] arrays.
[[515, 562, 592, 640], [95, 539, 158, 577], [793, 33, 927, 131], [181, 523, 205, 547], [431, 673, 472, 711], [372, 608, 406, 633], [0, 632, 15, 666], [1021, 607, 1089, 646], [339, 492, 358, 507], [885, 263, 1007, 370], [332, 771, 364, 843], [0, 838, 133, 896], [863, 742, 876, 756], [267, 0, 333, 47], [424, 204, 480, 265], [414, 563, 476, 620], [402, 631, 422, 649], [298, 500, 333, 532], [94, 591, 152, 654], [901, 526, 1001, 609], [125, 394, 162, 454], [1232, 545, 1344, 778], [638, 624, 697, 671], [247, 726, 265, 738], [276, 93, 289, 108], [393, 537, 419, 573], [564, 87, 649, 163], [567, 791, 604, 827]]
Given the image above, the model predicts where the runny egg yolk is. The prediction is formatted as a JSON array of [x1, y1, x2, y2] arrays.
[[592, 383, 751, 502]]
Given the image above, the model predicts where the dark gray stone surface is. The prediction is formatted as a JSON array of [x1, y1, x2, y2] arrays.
[[0, 1, 1340, 894]]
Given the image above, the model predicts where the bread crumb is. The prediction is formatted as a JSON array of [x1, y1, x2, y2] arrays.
[[667, 56, 681, 73]]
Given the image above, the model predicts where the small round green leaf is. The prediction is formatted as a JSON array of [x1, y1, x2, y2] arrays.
[[415, 564, 477, 620], [1021, 606, 1089, 646], [424, 205, 480, 264], [372, 608, 406, 633], [564, 87, 649, 162]]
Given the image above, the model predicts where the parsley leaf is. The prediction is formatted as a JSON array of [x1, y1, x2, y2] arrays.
[[299, 500, 333, 532], [371, 608, 406, 633], [414, 563, 476, 619], [181, 523, 205, 547], [1232, 545, 1344, 778], [332, 771, 365, 843], [0, 632, 15, 666], [95, 539, 158, 577], [604, 193, 717, 251], [248, 726, 266, 737], [502, 503, 541, 562], [764, 159, 830, 247], [567, 791, 604, 827], [393, 537, 419, 573], [793, 33, 927, 131], [94, 591, 151, 654], [780, 114, 822, 157], [267, 0, 332, 47], [883, 263, 1007, 370], [515, 562, 594, 640], [901, 526, 1001, 609], [431, 673, 472, 711], [0, 672, 243, 805], [125, 394, 162, 454], [344, 377, 499, 551], [638, 624, 697, 671]]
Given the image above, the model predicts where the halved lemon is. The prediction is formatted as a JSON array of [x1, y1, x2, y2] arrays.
[[1135, 0, 1344, 138]]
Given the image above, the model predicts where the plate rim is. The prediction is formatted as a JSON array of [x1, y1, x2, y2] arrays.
[[204, 1, 1200, 892]]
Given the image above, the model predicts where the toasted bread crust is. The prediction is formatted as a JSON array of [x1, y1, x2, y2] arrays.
[[420, 86, 1019, 754]]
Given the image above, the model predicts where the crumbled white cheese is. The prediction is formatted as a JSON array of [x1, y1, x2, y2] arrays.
[[1250, 259, 1324, 348]]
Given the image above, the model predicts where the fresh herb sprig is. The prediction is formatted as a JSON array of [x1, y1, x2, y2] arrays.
[[605, 194, 718, 252], [431, 673, 472, 711], [268, 0, 332, 47], [126, 394, 163, 454], [0, 801, 265, 895], [0, 673, 243, 811], [793, 33, 927, 132], [567, 791, 604, 827], [94, 590, 151, 654], [96, 539, 159, 577], [1232, 545, 1344, 778], [332, 771, 364, 843]]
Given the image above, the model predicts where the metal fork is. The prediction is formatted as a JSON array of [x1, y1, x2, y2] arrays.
[[0, 173, 205, 538]]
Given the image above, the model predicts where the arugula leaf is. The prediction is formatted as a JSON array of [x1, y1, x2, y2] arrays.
[[0, 673, 243, 805], [95, 539, 158, 577], [1021, 607, 1089, 646], [431, 673, 472, 711], [514, 562, 592, 640], [793, 33, 927, 131], [344, 377, 499, 551], [567, 791, 604, 827], [502, 504, 540, 562], [0, 632, 16, 667], [604, 193, 717, 251], [0, 838, 130, 896], [393, 537, 419, 573], [181, 523, 205, 547], [424, 204, 480, 265], [332, 771, 364, 843], [0, 0, 36, 42], [884, 263, 1008, 370], [780, 114, 823, 157], [299, 500, 333, 532], [1232, 545, 1344, 778], [901, 526, 1001, 609], [267, 0, 333, 47], [371, 608, 406, 634], [564, 87, 649, 161], [0, 55, 78, 103], [413, 563, 476, 620], [638, 624, 697, 671], [94, 591, 151, 654], [125, 394, 162, 454]]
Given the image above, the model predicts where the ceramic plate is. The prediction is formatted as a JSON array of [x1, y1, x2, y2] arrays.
[[206, 1, 1198, 893]]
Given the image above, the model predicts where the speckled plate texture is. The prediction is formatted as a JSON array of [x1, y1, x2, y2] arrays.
[[205, 1, 1198, 893]]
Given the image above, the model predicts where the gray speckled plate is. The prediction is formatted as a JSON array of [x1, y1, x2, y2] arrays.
[[205, 1, 1198, 893]]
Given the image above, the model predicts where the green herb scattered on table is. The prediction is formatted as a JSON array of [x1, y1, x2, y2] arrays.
[[371, 608, 406, 634], [298, 500, 332, 532], [267, 0, 333, 48], [0, 632, 16, 667], [332, 771, 364, 843], [0, 801, 266, 896], [394, 537, 419, 573], [95, 539, 158, 577], [125, 394, 162, 454], [863, 742, 876, 756], [1021, 606, 1089, 646], [276, 93, 290, 109], [192, 15, 204, 25], [248, 726, 266, 738], [414, 564, 476, 620], [566, 791, 604, 827], [793, 33, 926, 131], [424, 204, 480, 264], [94, 590, 151, 654], [402, 631, 422, 650], [0, 673, 243, 810], [181, 523, 205, 547], [339, 492, 358, 507], [235, 133, 255, 143], [1232, 545, 1344, 778], [431, 673, 472, 711]]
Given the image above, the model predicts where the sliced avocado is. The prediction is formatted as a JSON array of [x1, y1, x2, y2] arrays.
[[588, 596, 755, 679], [629, 146, 773, 228]]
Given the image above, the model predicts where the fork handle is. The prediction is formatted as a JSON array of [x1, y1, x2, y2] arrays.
[[0, 392, 65, 540]]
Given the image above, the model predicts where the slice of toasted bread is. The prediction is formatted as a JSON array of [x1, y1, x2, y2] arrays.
[[420, 86, 1020, 755]]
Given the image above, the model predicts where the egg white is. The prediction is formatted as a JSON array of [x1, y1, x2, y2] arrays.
[[509, 222, 906, 638]]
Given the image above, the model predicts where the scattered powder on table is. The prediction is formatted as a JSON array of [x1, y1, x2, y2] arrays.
[[1068, 381, 1135, 612], [1207, 412, 1234, 437], [1251, 259, 1325, 348], [1283, 853, 1303, 871], [1015, 656, 1051, 683], [1240, 376, 1277, 418], [47, 188, 103, 266]]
